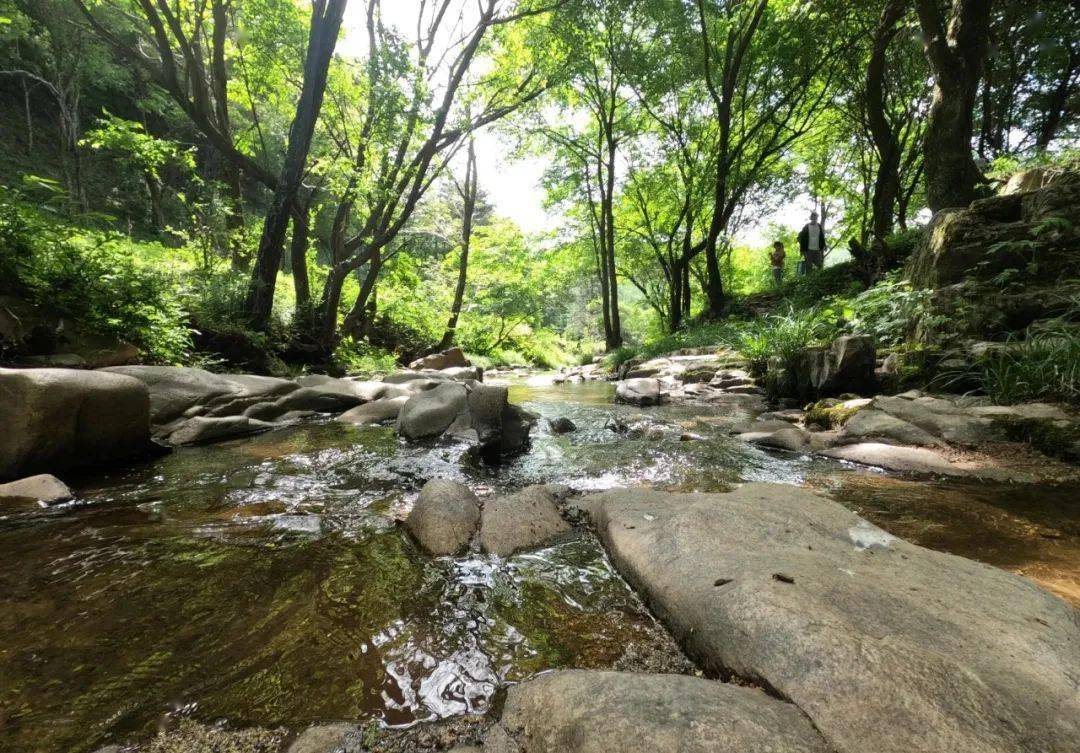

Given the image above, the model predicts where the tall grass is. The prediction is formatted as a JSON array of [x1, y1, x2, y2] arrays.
[[733, 307, 838, 375], [969, 330, 1080, 404]]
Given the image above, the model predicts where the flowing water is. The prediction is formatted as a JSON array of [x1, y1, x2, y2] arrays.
[[1, 379, 1077, 752]]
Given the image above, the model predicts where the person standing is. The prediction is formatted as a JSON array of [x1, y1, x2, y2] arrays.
[[798, 211, 827, 273], [769, 241, 786, 288]]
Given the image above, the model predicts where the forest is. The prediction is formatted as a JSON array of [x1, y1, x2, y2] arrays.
[[1, 0, 1073, 383], [1, 2, 1080, 753]]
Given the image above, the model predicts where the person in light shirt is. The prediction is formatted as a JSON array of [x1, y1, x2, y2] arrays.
[[797, 211, 827, 274]]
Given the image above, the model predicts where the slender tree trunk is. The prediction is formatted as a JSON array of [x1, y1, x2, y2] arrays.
[[342, 255, 381, 340], [601, 134, 622, 349], [916, 0, 991, 212], [440, 138, 477, 350], [225, 164, 247, 269], [866, 0, 905, 243], [1035, 46, 1078, 150], [290, 204, 313, 328], [244, 0, 346, 330], [146, 173, 164, 231]]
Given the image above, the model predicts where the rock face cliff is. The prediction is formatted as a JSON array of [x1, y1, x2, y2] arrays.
[[907, 168, 1079, 290], [903, 168, 1080, 351]]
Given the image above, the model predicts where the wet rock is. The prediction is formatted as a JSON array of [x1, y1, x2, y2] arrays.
[[0, 473, 72, 505], [480, 485, 571, 557], [1, 367, 153, 480], [336, 396, 409, 426], [821, 442, 965, 476], [499, 670, 829, 753], [614, 378, 664, 406], [405, 480, 481, 556], [287, 723, 359, 753], [396, 382, 533, 457], [547, 417, 577, 434], [587, 483, 1080, 753], [741, 426, 810, 452], [840, 408, 943, 447], [409, 347, 470, 371], [166, 416, 276, 445]]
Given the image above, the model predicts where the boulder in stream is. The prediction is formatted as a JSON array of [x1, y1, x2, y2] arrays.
[[405, 479, 481, 556], [0, 473, 73, 505], [480, 485, 571, 557], [614, 378, 665, 406], [397, 382, 533, 457], [584, 483, 1080, 753]]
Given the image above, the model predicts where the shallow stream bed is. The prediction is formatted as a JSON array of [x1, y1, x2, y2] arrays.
[[1, 379, 1077, 752]]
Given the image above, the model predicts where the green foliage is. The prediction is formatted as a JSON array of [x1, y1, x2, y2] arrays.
[[733, 307, 838, 376], [0, 186, 192, 362], [840, 273, 938, 347], [952, 330, 1080, 404], [333, 338, 397, 376]]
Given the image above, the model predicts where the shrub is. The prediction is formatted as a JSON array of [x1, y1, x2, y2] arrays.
[[1, 186, 192, 362], [733, 306, 838, 376]]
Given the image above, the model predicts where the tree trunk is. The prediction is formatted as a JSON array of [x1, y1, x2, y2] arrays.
[[916, 0, 991, 212], [244, 0, 346, 331], [145, 172, 165, 231], [290, 204, 313, 329], [342, 255, 381, 340], [439, 138, 477, 350], [601, 134, 622, 349], [1035, 46, 1078, 150], [225, 163, 247, 269], [866, 0, 906, 243]]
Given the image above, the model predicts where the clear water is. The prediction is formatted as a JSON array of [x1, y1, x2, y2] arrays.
[[1, 378, 1076, 752]]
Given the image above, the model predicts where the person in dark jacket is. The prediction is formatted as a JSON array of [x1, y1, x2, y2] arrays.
[[797, 211, 827, 273]]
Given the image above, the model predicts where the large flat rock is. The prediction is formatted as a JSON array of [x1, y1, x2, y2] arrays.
[[499, 670, 829, 753], [1, 367, 152, 479], [585, 483, 1080, 753]]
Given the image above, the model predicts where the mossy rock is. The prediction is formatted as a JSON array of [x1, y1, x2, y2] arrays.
[[804, 398, 871, 429], [991, 415, 1080, 462]]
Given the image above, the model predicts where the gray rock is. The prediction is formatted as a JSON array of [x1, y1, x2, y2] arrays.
[[336, 396, 409, 426], [0, 473, 72, 505], [409, 346, 470, 370], [405, 480, 481, 556], [841, 408, 944, 447], [587, 484, 1080, 753], [872, 395, 998, 446], [397, 382, 470, 439], [500, 670, 829, 753], [614, 378, 664, 406], [166, 416, 276, 446], [383, 367, 482, 384], [742, 426, 809, 452], [547, 417, 577, 434], [794, 335, 878, 400], [103, 365, 296, 425], [480, 485, 571, 557], [1, 367, 152, 480], [286, 723, 358, 753], [821, 442, 965, 476]]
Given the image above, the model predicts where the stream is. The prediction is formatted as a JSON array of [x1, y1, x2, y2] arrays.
[[1, 378, 1077, 753]]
